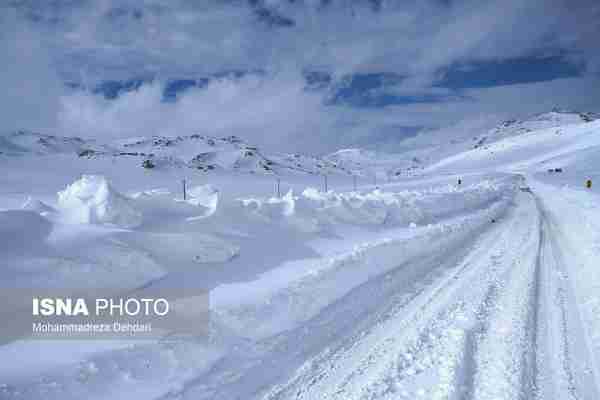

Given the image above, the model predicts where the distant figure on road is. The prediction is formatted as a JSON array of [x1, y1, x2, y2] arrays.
[[587, 179, 592, 189]]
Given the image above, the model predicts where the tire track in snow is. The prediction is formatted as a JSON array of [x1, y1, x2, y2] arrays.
[[533, 194, 600, 400], [266, 186, 598, 400], [467, 198, 540, 400], [262, 192, 536, 400], [388, 194, 540, 400]]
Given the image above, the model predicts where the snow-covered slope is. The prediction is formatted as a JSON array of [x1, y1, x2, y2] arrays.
[[470, 109, 599, 150], [428, 116, 600, 173], [385, 109, 600, 169]]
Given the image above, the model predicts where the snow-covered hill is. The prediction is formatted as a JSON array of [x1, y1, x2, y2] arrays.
[[110, 134, 377, 176], [1, 109, 597, 181], [0, 130, 115, 156], [0, 131, 399, 178], [470, 109, 599, 151], [108, 134, 277, 173], [389, 109, 599, 170], [428, 114, 600, 173]]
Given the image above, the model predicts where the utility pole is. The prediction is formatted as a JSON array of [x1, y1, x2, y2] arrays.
[[182, 179, 187, 200], [324, 174, 328, 192]]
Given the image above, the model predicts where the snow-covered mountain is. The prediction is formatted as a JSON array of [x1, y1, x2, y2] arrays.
[[0, 130, 115, 156], [108, 134, 368, 176], [108, 134, 277, 173], [0, 131, 375, 176], [2, 109, 597, 179]]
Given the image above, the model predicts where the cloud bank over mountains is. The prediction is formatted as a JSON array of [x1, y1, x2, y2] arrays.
[[2, 0, 600, 153]]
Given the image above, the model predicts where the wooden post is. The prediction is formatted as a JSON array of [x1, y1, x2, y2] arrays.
[[276, 178, 281, 197], [324, 175, 328, 192], [182, 179, 187, 200], [353, 175, 357, 191]]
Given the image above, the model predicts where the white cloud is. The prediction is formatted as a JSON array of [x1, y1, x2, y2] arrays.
[[2, 0, 599, 153], [0, 8, 63, 133], [57, 71, 338, 152]]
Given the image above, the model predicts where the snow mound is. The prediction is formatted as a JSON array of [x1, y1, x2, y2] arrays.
[[185, 184, 219, 211], [57, 175, 142, 228], [131, 187, 215, 220], [21, 196, 56, 215]]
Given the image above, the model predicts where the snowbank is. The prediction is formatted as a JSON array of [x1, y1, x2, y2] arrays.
[[211, 198, 512, 339], [57, 175, 142, 228], [228, 179, 514, 232], [130, 185, 218, 222]]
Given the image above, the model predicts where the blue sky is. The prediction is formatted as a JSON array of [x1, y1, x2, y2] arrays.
[[2, 0, 600, 153]]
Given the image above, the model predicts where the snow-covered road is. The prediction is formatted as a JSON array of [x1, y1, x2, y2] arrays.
[[256, 183, 600, 400]]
